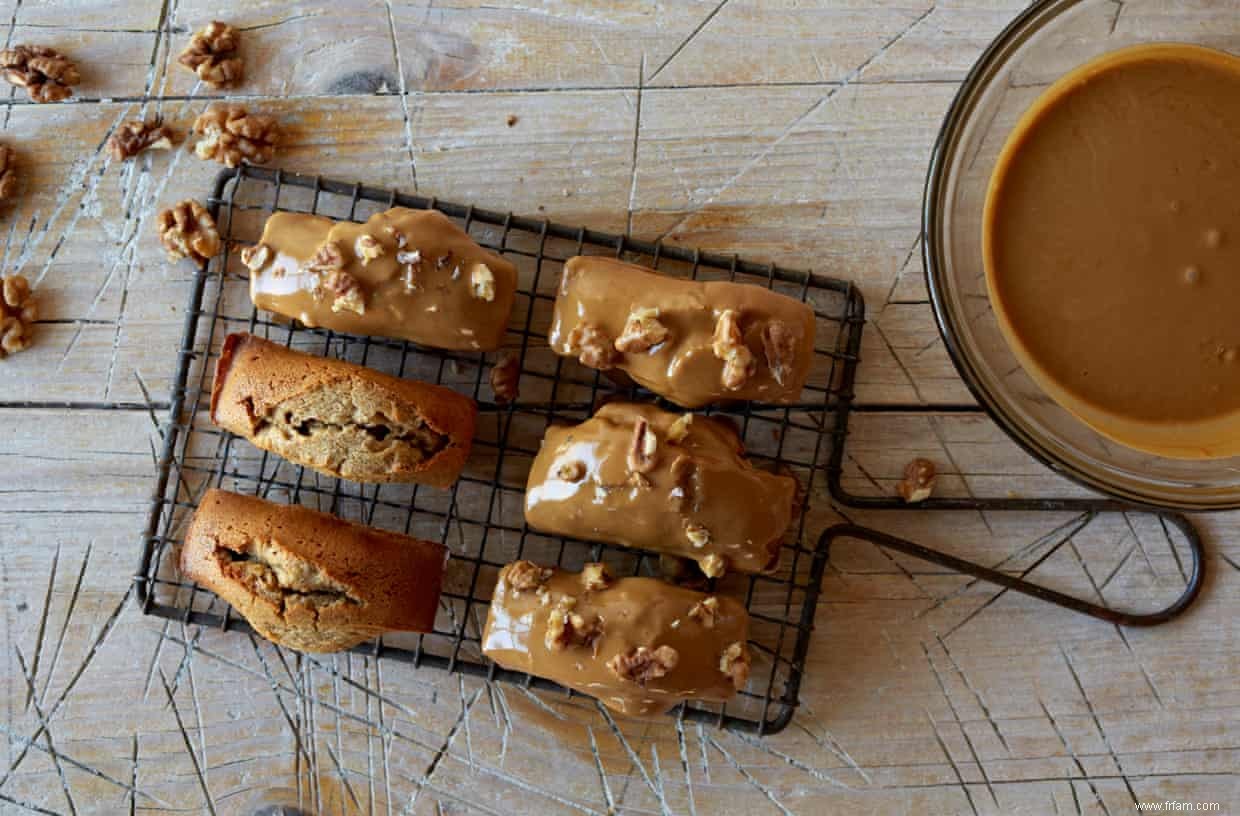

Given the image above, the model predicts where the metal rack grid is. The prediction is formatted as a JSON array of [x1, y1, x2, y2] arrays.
[[134, 165, 866, 735]]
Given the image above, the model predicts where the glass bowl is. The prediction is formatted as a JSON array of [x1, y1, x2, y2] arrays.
[[923, 0, 1240, 510]]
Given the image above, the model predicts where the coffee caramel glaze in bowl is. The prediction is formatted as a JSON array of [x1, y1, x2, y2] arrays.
[[924, 0, 1240, 509], [983, 44, 1240, 460]]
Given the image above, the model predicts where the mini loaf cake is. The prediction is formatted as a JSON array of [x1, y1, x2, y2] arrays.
[[482, 561, 751, 715], [549, 257, 816, 408], [524, 402, 797, 577], [244, 207, 519, 351], [211, 332, 476, 486], [180, 489, 447, 652]]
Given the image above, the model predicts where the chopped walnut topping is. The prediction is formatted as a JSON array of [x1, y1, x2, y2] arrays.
[[581, 562, 613, 592], [545, 597, 602, 652], [0, 274, 36, 358], [0, 144, 17, 201], [554, 459, 586, 482], [684, 520, 711, 550], [688, 596, 719, 628], [354, 234, 384, 265], [395, 249, 421, 267], [627, 418, 658, 474], [699, 553, 726, 579], [239, 243, 271, 273], [302, 241, 345, 274], [720, 642, 751, 690], [470, 263, 496, 302], [156, 200, 221, 264], [505, 560, 553, 593], [712, 309, 756, 390], [322, 270, 365, 315], [489, 351, 520, 404], [667, 413, 694, 444], [627, 471, 651, 490], [668, 454, 698, 513], [192, 104, 279, 167], [761, 320, 797, 386], [0, 45, 79, 103], [107, 119, 176, 162], [607, 645, 679, 685], [898, 458, 937, 503], [178, 21, 243, 88], [614, 306, 668, 353], [567, 323, 618, 370]]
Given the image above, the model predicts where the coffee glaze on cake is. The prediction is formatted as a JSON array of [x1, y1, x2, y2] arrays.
[[985, 44, 1240, 458]]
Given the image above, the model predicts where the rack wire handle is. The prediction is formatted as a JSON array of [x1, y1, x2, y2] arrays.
[[821, 515, 1205, 626]]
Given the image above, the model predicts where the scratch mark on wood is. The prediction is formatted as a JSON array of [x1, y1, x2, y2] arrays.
[[707, 734, 794, 816], [925, 709, 980, 816], [14, 647, 76, 816], [646, 0, 732, 83], [158, 667, 217, 815]]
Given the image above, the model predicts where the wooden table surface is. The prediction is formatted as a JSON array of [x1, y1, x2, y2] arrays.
[[4, 1, 1239, 814]]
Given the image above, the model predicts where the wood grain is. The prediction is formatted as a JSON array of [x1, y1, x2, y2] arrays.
[[2, 1, 1238, 814]]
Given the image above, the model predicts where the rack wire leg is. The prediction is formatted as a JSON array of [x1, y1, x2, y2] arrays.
[[819, 514, 1205, 625]]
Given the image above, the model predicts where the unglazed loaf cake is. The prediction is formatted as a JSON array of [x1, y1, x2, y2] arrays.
[[482, 561, 751, 715], [180, 489, 447, 652], [244, 206, 519, 351], [524, 402, 797, 577], [211, 332, 476, 486], [549, 256, 817, 408]]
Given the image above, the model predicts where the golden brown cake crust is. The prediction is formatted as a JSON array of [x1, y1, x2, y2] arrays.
[[180, 489, 447, 652], [211, 332, 476, 487]]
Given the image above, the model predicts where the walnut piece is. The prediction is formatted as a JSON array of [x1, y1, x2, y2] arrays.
[[545, 595, 602, 652], [396, 249, 422, 291], [354, 234, 384, 265], [567, 323, 618, 370], [156, 199, 221, 264], [614, 306, 668, 353], [898, 458, 937, 503], [506, 560, 552, 593], [688, 596, 720, 629], [107, 119, 176, 162], [192, 104, 279, 167], [470, 263, 496, 302], [555, 460, 586, 482], [667, 413, 693, 444], [720, 642, 751, 690], [668, 454, 698, 513], [761, 320, 797, 386], [322, 270, 365, 315], [683, 520, 711, 550], [489, 351, 521, 404], [712, 309, 756, 390], [178, 21, 243, 88], [581, 562, 613, 592], [302, 241, 345, 274], [0, 144, 17, 200], [0, 274, 36, 358], [607, 645, 679, 685], [627, 418, 658, 474], [239, 243, 271, 273], [699, 553, 726, 579], [0, 45, 79, 103]]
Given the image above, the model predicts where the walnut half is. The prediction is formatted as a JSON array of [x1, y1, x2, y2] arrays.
[[506, 560, 553, 593], [606, 645, 679, 685], [0, 45, 80, 103], [614, 306, 668, 353], [156, 200, 221, 264], [581, 562, 613, 592], [545, 598, 602, 652], [0, 274, 36, 358], [567, 323, 618, 370], [321, 270, 366, 315], [108, 119, 176, 162], [627, 418, 658, 474], [712, 309, 756, 390], [0, 144, 17, 201], [761, 320, 797, 386], [178, 21, 244, 88], [688, 596, 719, 628], [193, 104, 279, 168], [489, 351, 521, 405]]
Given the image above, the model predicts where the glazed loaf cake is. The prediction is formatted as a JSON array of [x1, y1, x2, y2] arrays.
[[180, 489, 447, 652], [211, 333, 476, 487], [482, 561, 751, 715], [549, 256, 817, 408], [244, 207, 518, 351], [524, 402, 797, 577]]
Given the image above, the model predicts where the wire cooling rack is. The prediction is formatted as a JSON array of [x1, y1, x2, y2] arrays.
[[134, 165, 865, 735]]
